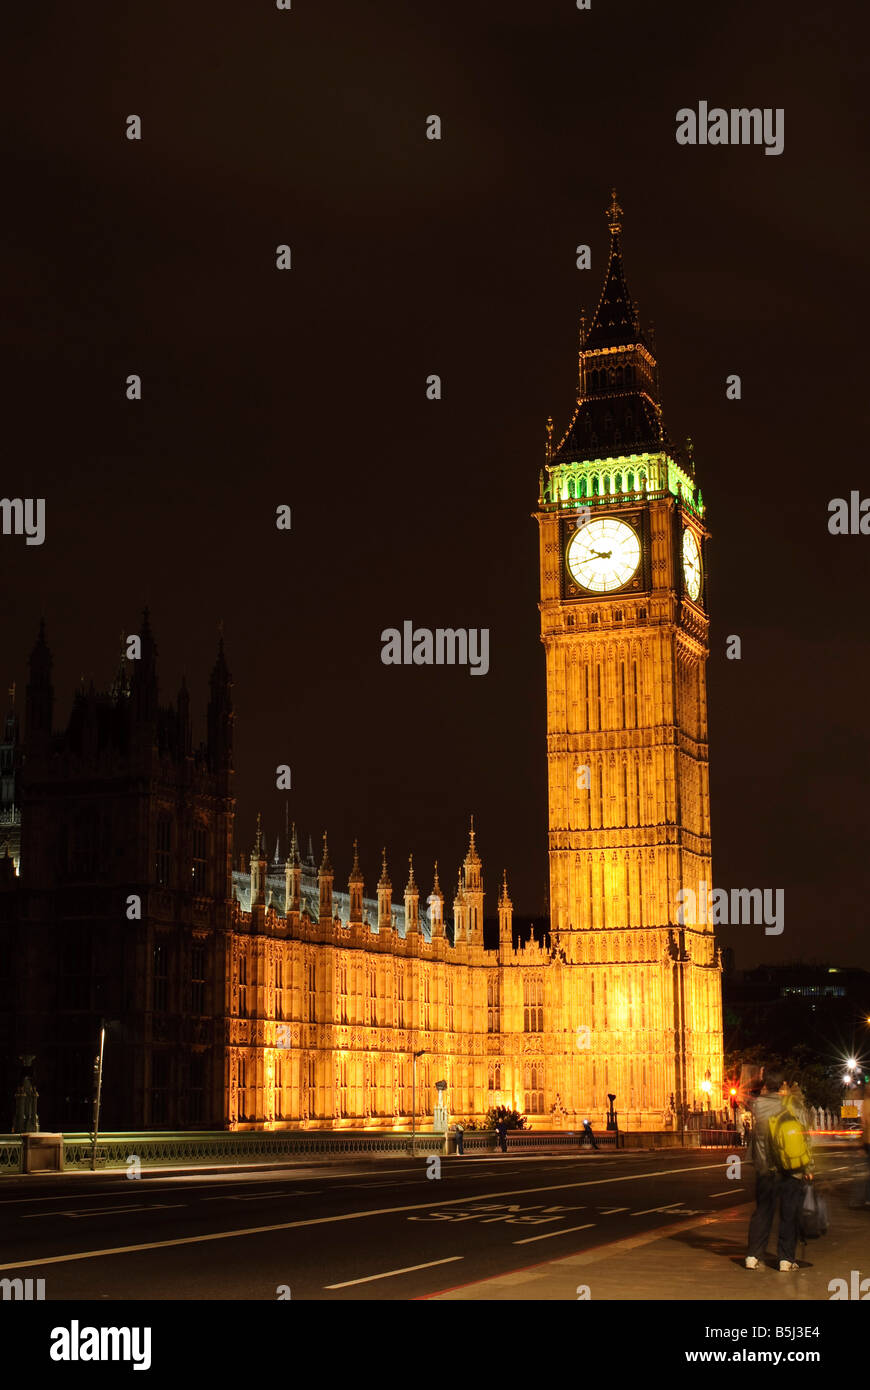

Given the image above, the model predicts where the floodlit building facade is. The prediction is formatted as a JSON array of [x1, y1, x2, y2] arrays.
[[0, 194, 723, 1133]]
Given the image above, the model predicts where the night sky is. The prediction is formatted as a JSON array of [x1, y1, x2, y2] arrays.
[[3, 2, 868, 968]]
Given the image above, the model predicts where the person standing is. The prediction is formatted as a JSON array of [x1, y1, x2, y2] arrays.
[[453, 1122, 465, 1156], [745, 1067, 813, 1272], [496, 1118, 508, 1153]]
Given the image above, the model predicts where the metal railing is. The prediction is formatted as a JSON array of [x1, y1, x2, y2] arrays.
[[61, 1129, 451, 1171], [0, 1137, 23, 1172], [699, 1128, 742, 1148]]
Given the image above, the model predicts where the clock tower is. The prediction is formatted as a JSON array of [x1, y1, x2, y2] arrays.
[[535, 192, 723, 1128]]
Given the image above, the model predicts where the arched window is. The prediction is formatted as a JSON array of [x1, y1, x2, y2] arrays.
[[614, 472, 623, 493], [592, 476, 599, 496], [627, 470, 635, 491], [192, 822, 208, 893]]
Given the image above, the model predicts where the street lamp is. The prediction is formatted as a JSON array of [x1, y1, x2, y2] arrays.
[[411, 1049, 426, 1153], [91, 1024, 106, 1172]]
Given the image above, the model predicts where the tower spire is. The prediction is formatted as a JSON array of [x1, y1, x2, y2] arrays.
[[585, 188, 642, 350]]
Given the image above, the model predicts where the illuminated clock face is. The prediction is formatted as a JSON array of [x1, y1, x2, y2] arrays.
[[682, 528, 702, 601], [566, 517, 641, 593]]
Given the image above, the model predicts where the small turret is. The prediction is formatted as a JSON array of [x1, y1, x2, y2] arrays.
[[404, 855, 420, 935], [348, 839, 364, 925], [377, 848, 392, 932], [428, 862, 445, 937], [285, 821, 301, 917], [498, 869, 513, 956], [318, 833, 333, 924], [463, 816, 484, 945]]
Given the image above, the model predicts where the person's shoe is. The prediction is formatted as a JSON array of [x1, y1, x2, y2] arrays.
[[745, 1256, 760, 1269], [778, 1260, 800, 1272]]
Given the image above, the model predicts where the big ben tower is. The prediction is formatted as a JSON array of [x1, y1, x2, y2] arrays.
[[535, 191, 723, 1129]]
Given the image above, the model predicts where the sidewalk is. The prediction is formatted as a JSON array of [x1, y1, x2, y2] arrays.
[[429, 1176, 870, 1301]]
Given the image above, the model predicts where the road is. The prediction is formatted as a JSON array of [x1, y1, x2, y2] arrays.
[[0, 1145, 862, 1300]]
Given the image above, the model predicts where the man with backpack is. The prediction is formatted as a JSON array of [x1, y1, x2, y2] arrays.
[[745, 1066, 814, 1272]]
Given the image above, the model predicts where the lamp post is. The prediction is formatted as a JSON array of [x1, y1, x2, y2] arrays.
[[411, 1049, 426, 1154], [91, 1024, 106, 1172]]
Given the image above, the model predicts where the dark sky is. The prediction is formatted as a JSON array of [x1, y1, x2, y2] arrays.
[[3, 1, 869, 968]]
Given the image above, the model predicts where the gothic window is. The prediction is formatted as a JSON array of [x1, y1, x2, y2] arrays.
[[156, 815, 172, 886], [192, 822, 208, 893], [615, 472, 622, 493], [627, 470, 635, 491], [238, 953, 248, 1018], [274, 955, 285, 1021], [567, 478, 575, 499], [524, 1063, 544, 1115], [307, 1054, 317, 1118], [397, 971, 405, 1028], [190, 944, 205, 1015], [153, 940, 168, 1012], [592, 476, 600, 496], [151, 1052, 170, 1126], [71, 805, 99, 880], [189, 1052, 205, 1125], [275, 1055, 285, 1121], [523, 978, 543, 1032], [368, 968, 377, 1026], [423, 972, 430, 1029], [487, 975, 500, 1032], [306, 960, 316, 1021], [238, 1055, 248, 1121], [447, 974, 454, 1031], [339, 1055, 348, 1117], [339, 961, 348, 1024]]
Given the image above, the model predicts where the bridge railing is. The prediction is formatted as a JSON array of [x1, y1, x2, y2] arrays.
[[0, 1137, 23, 1173]]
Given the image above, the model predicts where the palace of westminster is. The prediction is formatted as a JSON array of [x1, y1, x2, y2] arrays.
[[0, 194, 724, 1134]]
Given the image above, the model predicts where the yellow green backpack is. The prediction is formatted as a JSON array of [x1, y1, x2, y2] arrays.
[[768, 1109, 811, 1172]]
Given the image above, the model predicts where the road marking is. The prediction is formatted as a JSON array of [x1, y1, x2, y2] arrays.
[[201, 1190, 322, 1202], [21, 1203, 184, 1220], [598, 1206, 629, 1214], [708, 1189, 743, 1197], [513, 1223, 595, 1245], [0, 1161, 725, 1272], [324, 1256, 463, 1289], [633, 1203, 683, 1215], [422, 1210, 728, 1298]]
